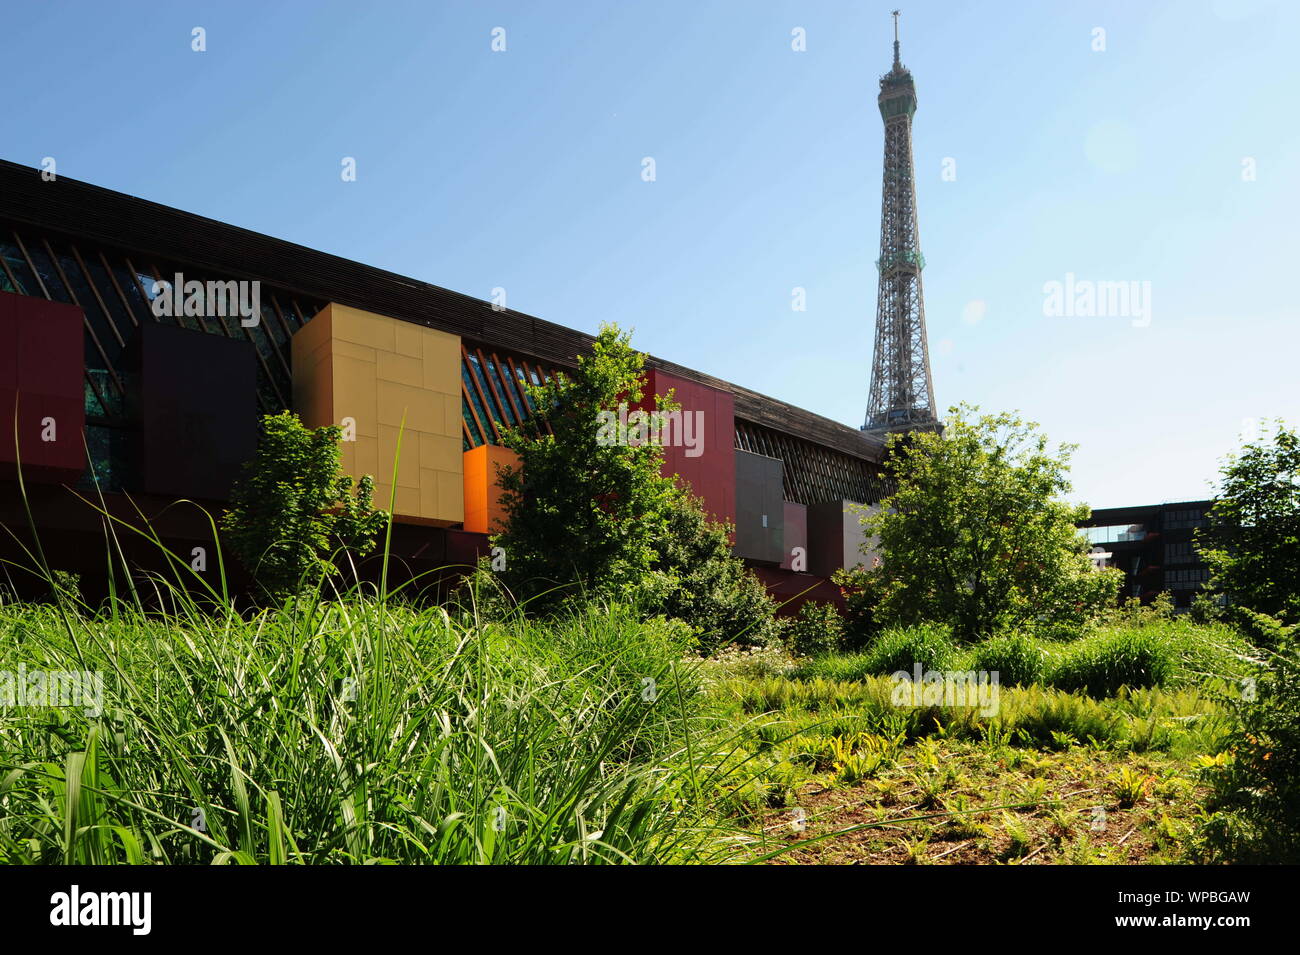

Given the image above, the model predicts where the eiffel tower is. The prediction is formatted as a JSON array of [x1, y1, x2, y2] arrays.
[[864, 11, 939, 436]]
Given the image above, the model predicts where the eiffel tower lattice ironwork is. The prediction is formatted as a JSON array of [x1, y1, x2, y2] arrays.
[[864, 11, 939, 436]]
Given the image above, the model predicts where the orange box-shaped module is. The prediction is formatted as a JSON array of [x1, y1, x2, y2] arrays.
[[462, 444, 520, 535]]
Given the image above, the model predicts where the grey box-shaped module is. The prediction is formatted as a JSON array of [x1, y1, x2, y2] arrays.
[[733, 449, 784, 564]]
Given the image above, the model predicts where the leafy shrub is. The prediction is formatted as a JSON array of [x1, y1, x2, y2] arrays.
[[966, 633, 1047, 687], [832, 564, 885, 652], [783, 601, 845, 658], [1049, 629, 1176, 697], [1202, 626, 1300, 862], [1098, 593, 1174, 628], [1146, 592, 1176, 621], [1190, 591, 1224, 625], [492, 325, 677, 614], [50, 570, 81, 604], [648, 496, 782, 652], [1226, 605, 1298, 650], [859, 623, 958, 677], [223, 412, 388, 600]]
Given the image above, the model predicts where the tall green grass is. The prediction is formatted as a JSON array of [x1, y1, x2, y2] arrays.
[[0, 430, 805, 864], [0, 584, 753, 863], [0, 457, 764, 865]]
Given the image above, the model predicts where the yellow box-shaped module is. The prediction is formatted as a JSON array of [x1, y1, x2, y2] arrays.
[[292, 303, 464, 525]]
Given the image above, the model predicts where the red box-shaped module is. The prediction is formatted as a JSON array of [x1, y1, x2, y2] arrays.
[[0, 291, 85, 483], [636, 369, 736, 526]]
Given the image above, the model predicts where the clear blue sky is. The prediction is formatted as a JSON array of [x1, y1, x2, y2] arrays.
[[4, 0, 1296, 509]]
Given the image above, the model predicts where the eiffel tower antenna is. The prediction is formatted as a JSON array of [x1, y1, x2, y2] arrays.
[[864, 10, 939, 436]]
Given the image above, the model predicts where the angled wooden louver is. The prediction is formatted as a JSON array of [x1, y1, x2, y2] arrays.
[[458, 342, 562, 450], [733, 419, 891, 506]]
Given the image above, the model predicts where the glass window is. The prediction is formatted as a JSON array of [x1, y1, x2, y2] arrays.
[[462, 401, 484, 447], [1082, 523, 1146, 544], [109, 260, 152, 324], [484, 357, 517, 426], [259, 300, 289, 350], [83, 251, 137, 341], [467, 354, 505, 434], [50, 240, 125, 363], [1, 236, 38, 295], [84, 368, 124, 419], [462, 363, 495, 443], [77, 424, 135, 492], [23, 237, 72, 303]]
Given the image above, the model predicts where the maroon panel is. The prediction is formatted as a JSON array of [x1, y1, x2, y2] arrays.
[[0, 307, 16, 390], [126, 321, 257, 501], [780, 501, 808, 571], [0, 291, 85, 483], [446, 529, 491, 567], [638, 369, 735, 526], [807, 499, 847, 578], [752, 565, 845, 617]]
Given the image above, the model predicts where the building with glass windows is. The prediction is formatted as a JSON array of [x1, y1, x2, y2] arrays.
[[1078, 500, 1215, 609], [0, 159, 889, 603]]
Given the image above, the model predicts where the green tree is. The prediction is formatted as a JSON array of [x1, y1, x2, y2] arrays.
[[491, 323, 778, 648], [492, 325, 676, 610], [223, 411, 389, 599], [1197, 422, 1300, 625], [864, 404, 1120, 641]]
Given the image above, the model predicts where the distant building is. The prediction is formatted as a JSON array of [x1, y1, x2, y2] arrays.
[[1078, 500, 1214, 610], [0, 159, 889, 603]]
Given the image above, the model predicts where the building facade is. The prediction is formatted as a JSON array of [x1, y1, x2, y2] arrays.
[[1079, 500, 1215, 610], [0, 159, 889, 604]]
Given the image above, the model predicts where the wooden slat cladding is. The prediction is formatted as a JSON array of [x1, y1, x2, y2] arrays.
[[735, 419, 892, 506], [0, 159, 885, 464]]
